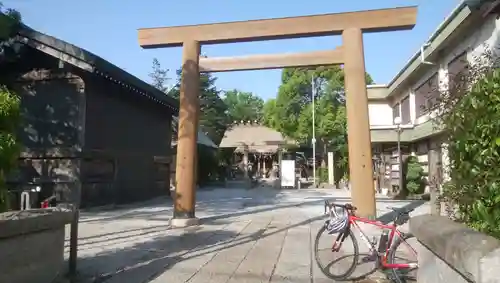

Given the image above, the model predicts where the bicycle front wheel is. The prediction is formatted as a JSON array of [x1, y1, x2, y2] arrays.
[[314, 224, 359, 280], [387, 233, 418, 283]]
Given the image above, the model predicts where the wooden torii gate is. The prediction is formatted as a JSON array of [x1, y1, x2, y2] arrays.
[[138, 6, 418, 225]]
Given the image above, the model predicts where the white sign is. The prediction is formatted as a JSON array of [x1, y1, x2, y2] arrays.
[[280, 160, 296, 187], [328, 152, 334, 185]]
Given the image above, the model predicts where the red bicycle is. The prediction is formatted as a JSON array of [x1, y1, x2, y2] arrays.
[[314, 201, 418, 282]]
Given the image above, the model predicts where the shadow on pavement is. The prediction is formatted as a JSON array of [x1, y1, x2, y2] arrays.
[[72, 214, 325, 283], [75, 228, 238, 283], [78, 189, 289, 224], [70, 190, 426, 283]]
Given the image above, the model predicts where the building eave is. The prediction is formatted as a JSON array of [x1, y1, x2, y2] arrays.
[[13, 24, 218, 148], [385, 2, 473, 99], [367, 84, 389, 100], [370, 120, 445, 143], [16, 25, 180, 111]]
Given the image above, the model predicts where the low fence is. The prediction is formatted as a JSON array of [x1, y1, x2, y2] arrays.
[[410, 215, 500, 282]]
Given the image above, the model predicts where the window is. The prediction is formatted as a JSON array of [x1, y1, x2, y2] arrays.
[[415, 73, 439, 118], [392, 103, 400, 122], [401, 96, 411, 124], [448, 52, 469, 95]]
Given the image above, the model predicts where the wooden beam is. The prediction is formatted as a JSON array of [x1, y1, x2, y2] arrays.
[[198, 48, 344, 72], [343, 28, 376, 217], [138, 6, 418, 48], [173, 40, 200, 223]]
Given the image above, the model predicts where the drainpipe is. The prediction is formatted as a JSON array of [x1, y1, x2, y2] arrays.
[[420, 42, 436, 65]]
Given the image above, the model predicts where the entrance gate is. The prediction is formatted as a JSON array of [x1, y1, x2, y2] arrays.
[[137, 6, 418, 223]]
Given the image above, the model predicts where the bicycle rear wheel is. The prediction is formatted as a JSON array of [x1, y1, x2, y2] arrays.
[[314, 224, 359, 280], [387, 233, 418, 283]]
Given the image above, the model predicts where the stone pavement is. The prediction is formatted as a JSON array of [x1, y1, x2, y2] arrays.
[[68, 188, 428, 283]]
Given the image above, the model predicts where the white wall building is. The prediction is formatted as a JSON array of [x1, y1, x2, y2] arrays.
[[365, 0, 500, 191]]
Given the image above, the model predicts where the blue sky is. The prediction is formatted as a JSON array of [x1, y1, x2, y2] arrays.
[[4, 0, 460, 100]]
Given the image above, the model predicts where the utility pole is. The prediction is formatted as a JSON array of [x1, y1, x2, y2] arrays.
[[311, 75, 317, 188]]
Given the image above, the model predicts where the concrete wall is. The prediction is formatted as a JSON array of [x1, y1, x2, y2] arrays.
[[368, 102, 393, 127], [82, 73, 173, 206], [410, 215, 500, 283]]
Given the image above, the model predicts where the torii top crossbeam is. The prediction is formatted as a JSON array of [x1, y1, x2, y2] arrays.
[[138, 6, 417, 48]]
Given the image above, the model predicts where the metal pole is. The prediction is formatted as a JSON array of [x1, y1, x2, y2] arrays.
[[69, 179, 82, 280], [397, 126, 403, 193], [311, 75, 317, 188], [69, 208, 79, 277]]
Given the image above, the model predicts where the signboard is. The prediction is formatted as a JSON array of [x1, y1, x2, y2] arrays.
[[280, 160, 296, 187], [328, 152, 334, 185]]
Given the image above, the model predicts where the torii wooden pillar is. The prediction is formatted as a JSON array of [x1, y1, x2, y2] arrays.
[[138, 6, 418, 225]]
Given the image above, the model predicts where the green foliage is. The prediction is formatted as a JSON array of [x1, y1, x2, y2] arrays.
[[262, 98, 278, 129], [196, 145, 219, 185], [0, 2, 21, 64], [168, 68, 230, 146], [155, 65, 230, 185], [316, 167, 329, 183], [149, 58, 170, 93], [262, 66, 372, 179], [0, 3, 20, 38], [223, 89, 264, 123], [0, 86, 20, 212], [405, 156, 424, 195], [436, 51, 500, 237], [0, 3, 21, 212]]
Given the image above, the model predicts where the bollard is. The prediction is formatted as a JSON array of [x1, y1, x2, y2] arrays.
[[20, 191, 30, 210]]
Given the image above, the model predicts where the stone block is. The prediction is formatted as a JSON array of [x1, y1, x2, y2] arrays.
[[0, 208, 73, 283], [410, 214, 500, 282]]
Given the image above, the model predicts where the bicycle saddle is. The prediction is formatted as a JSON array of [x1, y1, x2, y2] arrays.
[[388, 206, 414, 215]]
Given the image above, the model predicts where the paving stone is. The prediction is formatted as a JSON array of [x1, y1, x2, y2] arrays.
[[69, 188, 429, 283], [270, 223, 312, 283], [187, 219, 273, 283], [226, 218, 290, 283]]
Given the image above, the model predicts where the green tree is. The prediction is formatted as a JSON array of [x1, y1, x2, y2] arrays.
[[148, 58, 170, 93], [169, 68, 229, 145], [0, 2, 21, 64], [267, 66, 373, 181], [262, 98, 278, 129], [0, 4, 22, 212], [0, 86, 20, 212], [168, 68, 231, 185], [271, 66, 371, 140], [271, 68, 313, 138], [223, 89, 264, 123]]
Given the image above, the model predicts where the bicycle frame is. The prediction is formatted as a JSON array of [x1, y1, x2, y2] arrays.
[[348, 214, 418, 269]]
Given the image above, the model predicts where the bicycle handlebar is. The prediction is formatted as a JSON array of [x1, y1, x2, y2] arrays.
[[324, 200, 357, 214]]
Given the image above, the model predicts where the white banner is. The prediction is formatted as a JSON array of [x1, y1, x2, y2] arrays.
[[280, 160, 296, 187]]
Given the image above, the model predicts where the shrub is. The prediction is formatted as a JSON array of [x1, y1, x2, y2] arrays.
[[0, 86, 20, 212], [435, 48, 500, 238], [196, 144, 218, 186], [405, 156, 425, 195]]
